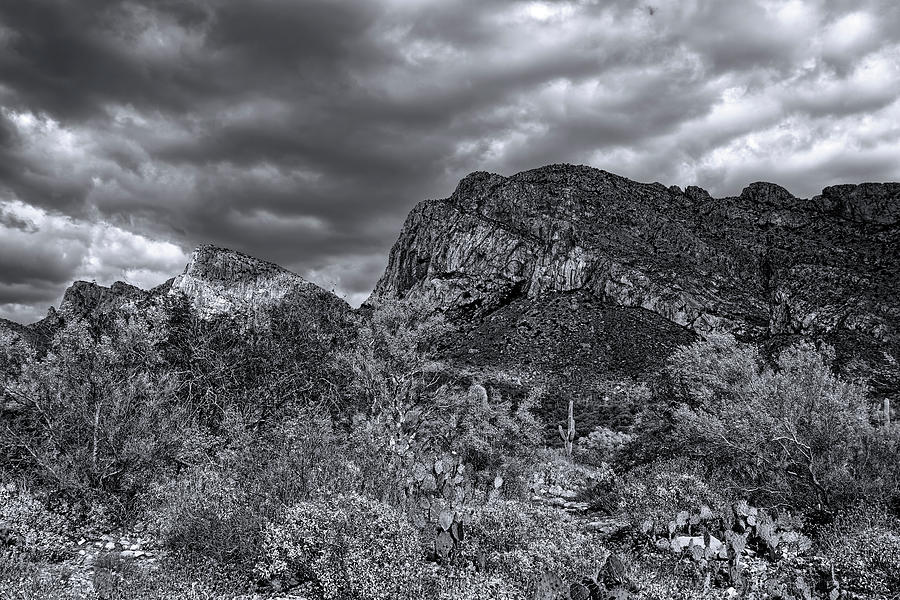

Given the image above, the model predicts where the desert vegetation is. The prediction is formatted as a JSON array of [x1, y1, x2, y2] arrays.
[[1, 296, 898, 599]]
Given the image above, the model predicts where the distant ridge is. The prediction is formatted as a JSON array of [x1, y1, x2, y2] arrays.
[[169, 245, 348, 319], [2, 165, 897, 397]]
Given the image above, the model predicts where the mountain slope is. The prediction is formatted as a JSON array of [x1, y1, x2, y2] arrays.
[[372, 164, 900, 390], [0, 246, 350, 349]]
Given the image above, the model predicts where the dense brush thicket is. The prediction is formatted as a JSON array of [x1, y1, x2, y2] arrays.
[[0, 296, 898, 599]]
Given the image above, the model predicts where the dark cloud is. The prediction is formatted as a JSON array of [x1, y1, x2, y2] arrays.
[[1, 0, 899, 322]]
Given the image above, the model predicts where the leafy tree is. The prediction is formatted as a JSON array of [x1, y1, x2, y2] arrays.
[[1, 314, 188, 515], [339, 297, 448, 415], [667, 335, 880, 511]]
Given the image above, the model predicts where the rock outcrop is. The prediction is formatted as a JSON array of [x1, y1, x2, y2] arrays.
[[372, 164, 899, 340], [372, 164, 899, 391], [58, 280, 150, 320], [0, 318, 39, 347], [169, 245, 348, 320], [1, 245, 350, 350]]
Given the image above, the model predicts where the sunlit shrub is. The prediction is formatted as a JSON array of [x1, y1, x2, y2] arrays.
[[525, 448, 617, 500], [149, 466, 264, 569], [256, 494, 431, 600], [436, 567, 526, 600], [819, 507, 900, 597], [576, 425, 634, 467], [663, 336, 878, 511], [620, 458, 728, 537], [463, 500, 607, 590]]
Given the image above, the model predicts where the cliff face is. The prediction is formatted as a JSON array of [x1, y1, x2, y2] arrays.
[[371, 164, 899, 392], [169, 245, 349, 320], [373, 165, 899, 343]]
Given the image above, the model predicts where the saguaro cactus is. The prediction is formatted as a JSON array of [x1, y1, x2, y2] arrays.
[[558, 399, 575, 457]]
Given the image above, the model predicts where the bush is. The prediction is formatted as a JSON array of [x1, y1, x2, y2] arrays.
[[463, 500, 607, 590], [150, 466, 264, 570], [1, 317, 189, 517], [0, 482, 69, 560], [149, 406, 356, 572], [436, 567, 526, 600], [665, 336, 879, 511], [256, 494, 431, 600], [576, 425, 634, 467], [819, 507, 900, 597], [619, 458, 728, 537], [525, 448, 618, 501]]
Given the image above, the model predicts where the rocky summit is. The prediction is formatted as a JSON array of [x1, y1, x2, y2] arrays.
[[0, 245, 349, 349], [372, 164, 900, 392], [169, 245, 349, 319]]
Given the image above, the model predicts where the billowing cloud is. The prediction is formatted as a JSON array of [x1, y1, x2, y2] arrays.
[[1, 0, 899, 322]]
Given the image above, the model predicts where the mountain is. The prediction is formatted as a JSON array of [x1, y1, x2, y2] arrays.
[[58, 280, 152, 320], [1, 245, 349, 348], [170, 245, 349, 319], [3, 165, 897, 397], [0, 317, 40, 347], [372, 164, 900, 393]]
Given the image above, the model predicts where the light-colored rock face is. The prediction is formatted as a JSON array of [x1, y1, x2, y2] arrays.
[[170, 245, 348, 320], [371, 164, 900, 347]]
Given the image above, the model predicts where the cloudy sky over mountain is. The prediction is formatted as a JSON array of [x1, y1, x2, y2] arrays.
[[1, 0, 899, 323]]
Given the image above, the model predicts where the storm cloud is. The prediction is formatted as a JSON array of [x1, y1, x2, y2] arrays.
[[1, 0, 899, 322]]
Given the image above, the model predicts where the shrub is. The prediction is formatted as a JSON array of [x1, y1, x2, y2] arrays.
[[666, 336, 879, 511], [149, 407, 355, 572], [818, 507, 900, 597], [256, 494, 431, 600], [525, 448, 618, 501], [463, 500, 607, 590], [150, 466, 264, 569], [1, 317, 189, 517], [619, 458, 728, 537], [436, 567, 526, 600], [0, 556, 74, 600], [576, 425, 634, 467], [0, 482, 69, 560]]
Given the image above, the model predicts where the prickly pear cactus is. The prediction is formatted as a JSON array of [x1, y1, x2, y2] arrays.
[[569, 581, 591, 600], [431, 506, 467, 564], [600, 554, 627, 587], [580, 577, 604, 600], [435, 530, 454, 563], [607, 588, 630, 600], [534, 570, 567, 600]]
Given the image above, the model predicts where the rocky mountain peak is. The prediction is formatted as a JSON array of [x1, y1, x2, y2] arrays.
[[817, 182, 900, 225], [371, 164, 899, 390], [740, 182, 796, 207], [170, 245, 348, 319]]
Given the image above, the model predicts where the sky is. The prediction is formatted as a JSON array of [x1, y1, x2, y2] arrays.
[[1, 0, 899, 323]]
